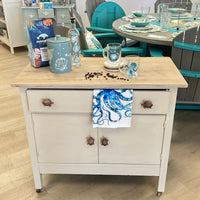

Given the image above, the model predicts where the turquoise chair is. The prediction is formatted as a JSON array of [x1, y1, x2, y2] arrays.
[[151, 26, 200, 110], [86, 1, 125, 34], [86, 1, 145, 55], [86, 1, 126, 48], [72, 9, 144, 57]]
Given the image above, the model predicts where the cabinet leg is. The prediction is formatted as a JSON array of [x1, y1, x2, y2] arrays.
[[36, 189, 41, 193], [10, 46, 14, 54], [157, 192, 162, 197], [33, 173, 43, 191]]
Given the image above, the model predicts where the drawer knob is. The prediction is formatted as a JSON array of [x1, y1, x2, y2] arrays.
[[42, 99, 54, 107], [141, 100, 153, 109], [87, 136, 95, 146], [101, 137, 109, 146]]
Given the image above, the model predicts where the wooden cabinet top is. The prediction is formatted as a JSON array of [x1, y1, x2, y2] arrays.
[[11, 57, 187, 89]]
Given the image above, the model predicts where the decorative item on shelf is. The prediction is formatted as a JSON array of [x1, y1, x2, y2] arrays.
[[46, 35, 72, 73], [43, 2, 53, 9], [24, 0, 32, 7], [40, 0, 50, 2], [68, 16, 80, 66]]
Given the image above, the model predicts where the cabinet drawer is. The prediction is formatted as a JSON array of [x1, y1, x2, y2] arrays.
[[27, 90, 169, 114], [27, 90, 93, 113], [55, 8, 70, 24], [133, 91, 169, 114], [22, 8, 39, 21], [38, 9, 54, 19]]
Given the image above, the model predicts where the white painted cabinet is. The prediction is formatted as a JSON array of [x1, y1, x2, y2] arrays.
[[0, 0, 26, 54], [12, 57, 187, 195]]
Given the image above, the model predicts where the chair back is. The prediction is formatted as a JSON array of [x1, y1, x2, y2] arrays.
[[154, 0, 192, 13], [171, 26, 200, 104], [86, 0, 105, 24], [91, 2, 126, 29]]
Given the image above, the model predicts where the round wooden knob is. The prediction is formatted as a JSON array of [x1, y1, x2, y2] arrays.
[[141, 100, 153, 109], [87, 136, 95, 146], [42, 99, 54, 107], [101, 137, 109, 146]]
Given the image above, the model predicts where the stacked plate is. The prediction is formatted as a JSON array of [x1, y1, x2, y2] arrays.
[[124, 23, 153, 31]]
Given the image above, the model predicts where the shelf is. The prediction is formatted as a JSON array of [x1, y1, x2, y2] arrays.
[[0, 17, 6, 24], [0, 35, 10, 46]]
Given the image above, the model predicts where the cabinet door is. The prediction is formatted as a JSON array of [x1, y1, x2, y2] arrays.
[[99, 115, 165, 165], [32, 113, 98, 164]]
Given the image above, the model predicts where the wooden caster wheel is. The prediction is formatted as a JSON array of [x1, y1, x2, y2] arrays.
[[157, 192, 162, 197], [36, 189, 41, 193]]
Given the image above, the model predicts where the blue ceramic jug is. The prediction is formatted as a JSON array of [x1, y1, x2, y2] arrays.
[[47, 35, 72, 74]]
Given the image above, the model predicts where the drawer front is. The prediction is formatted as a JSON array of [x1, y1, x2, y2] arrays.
[[99, 115, 165, 165], [22, 9, 39, 21], [38, 9, 54, 19], [55, 8, 70, 24], [33, 113, 98, 164], [132, 91, 169, 114], [27, 90, 93, 113], [27, 90, 169, 114]]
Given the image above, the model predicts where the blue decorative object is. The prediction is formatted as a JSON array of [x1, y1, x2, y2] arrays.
[[68, 17, 80, 66], [46, 35, 72, 74], [93, 89, 133, 128], [109, 52, 119, 62], [27, 19, 55, 68]]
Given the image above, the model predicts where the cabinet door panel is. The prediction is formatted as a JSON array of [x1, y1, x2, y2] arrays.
[[32, 113, 98, 164], [99, 115, 165, 165]]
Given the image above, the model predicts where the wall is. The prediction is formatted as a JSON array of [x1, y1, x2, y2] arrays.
[[76, 0, 199, 27]]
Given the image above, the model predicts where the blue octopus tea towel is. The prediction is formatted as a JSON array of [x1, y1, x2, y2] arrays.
[[93, 89, 133, 128]]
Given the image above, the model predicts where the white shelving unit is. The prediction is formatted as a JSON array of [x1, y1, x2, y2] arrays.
[[0, 0, 26, 54]]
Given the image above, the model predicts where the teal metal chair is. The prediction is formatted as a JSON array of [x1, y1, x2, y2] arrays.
[[151, 26, 200, 110], [72, 9, 144, 57]]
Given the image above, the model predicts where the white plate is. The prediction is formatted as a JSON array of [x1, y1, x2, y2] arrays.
[[124, 24, 152, 30], [171, 12, 187, 17]]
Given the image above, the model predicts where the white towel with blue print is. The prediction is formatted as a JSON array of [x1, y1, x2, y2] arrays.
[[93, 89, 133, 128]]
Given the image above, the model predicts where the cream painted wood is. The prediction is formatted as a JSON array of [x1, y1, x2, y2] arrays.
[[32, 113, 98, 164], [27, 90, 93, 113], [12, 57, 188, 194], [1, 0, 26, 54], [132, 91, 169, 114], [99, 115, 165, 165], [19, 88, 43, 190], [39, 163, 160, 176], [158, 88, 178, 193]]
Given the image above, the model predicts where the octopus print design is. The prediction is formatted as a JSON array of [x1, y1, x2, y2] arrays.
[[93, 89, 133, 126]]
